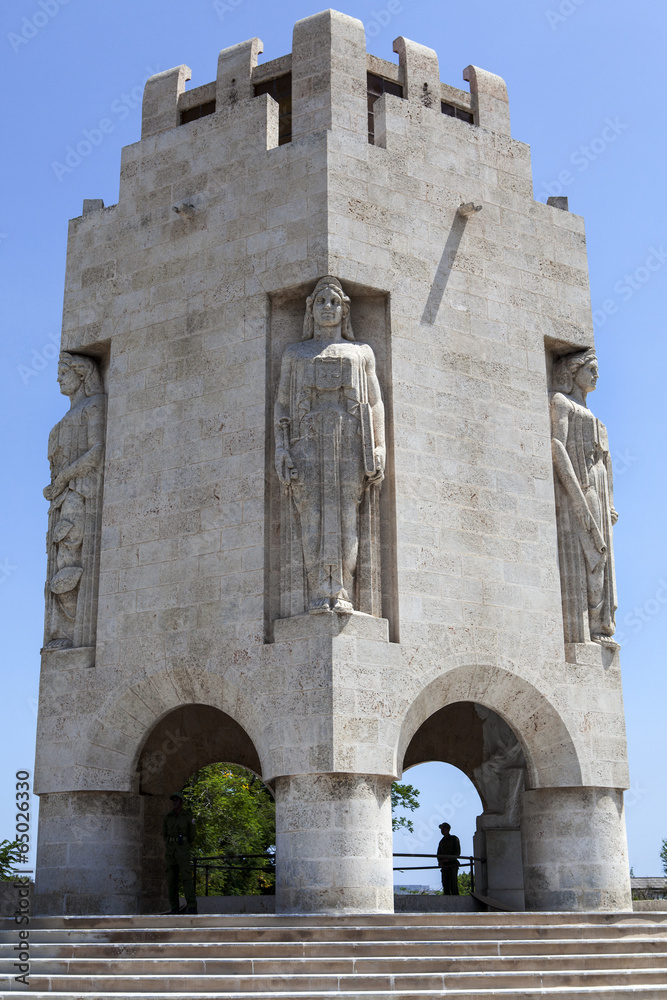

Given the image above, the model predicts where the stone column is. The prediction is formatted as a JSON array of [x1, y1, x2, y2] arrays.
[[34, 792, 143, 916], [275, 772, 394, 914], [521, 787, 632, 911]]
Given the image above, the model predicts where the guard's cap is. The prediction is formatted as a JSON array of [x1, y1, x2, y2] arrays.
[[439, 822, 450, 830], [169, 792, 184, 801]]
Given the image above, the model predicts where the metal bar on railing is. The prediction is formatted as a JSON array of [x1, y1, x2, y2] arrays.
[[392, 852, 485, 894], [190, 853, 276, 896]]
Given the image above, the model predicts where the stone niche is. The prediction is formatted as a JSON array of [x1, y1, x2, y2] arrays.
[[266, 282, 399, 640]]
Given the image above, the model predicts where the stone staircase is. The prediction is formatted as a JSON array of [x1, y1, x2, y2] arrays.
[[2, 910, 667, 997]]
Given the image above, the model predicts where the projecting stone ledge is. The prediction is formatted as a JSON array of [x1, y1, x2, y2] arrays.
[[273, 610, 390, 643]]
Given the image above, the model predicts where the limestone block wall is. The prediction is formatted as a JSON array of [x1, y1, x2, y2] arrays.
[[34, 8, 631, 914]]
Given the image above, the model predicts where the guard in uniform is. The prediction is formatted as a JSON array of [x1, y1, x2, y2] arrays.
[[162, 792, 197, 914], [436, 822, 461, 895]]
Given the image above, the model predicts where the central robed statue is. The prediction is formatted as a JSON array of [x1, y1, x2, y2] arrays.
[[274, 276, 386, 615]]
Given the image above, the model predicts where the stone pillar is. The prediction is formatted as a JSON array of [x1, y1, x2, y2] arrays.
[[291, 9, 367, 141], [475, 826, 525, 909], [275, 772, 394, 914], [521, 787, 632, 911], [35, 792, 143, 915]]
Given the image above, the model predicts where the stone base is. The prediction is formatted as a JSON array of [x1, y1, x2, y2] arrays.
[[477, 827, 525, 911], [564, 642, 619, 667], [522, 786, 632, 911], [178, 893, 479, 913], [34, 791, 142, 916], [394, 893, 478, 912], [273, 611, 389, 643], [0, 879, 32, 918], [40, 645, 96, 669]]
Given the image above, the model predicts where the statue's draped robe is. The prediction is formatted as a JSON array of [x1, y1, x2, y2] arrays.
[[45, 392, 105, 648], [473, 708, 526, 825], [279, 341, 381, 616], [551, 391, 617, 644]]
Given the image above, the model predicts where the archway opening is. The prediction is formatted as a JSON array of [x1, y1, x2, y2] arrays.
[[136, 703, 267, 912], [393, 761, 482, 894], [399, 700, 528, 908], [182, 762, 275, 898]]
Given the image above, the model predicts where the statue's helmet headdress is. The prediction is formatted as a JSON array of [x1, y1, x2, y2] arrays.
[[59, 352, 104, 397], [302, 275, 355, 341], [552, 348, 597, 394]]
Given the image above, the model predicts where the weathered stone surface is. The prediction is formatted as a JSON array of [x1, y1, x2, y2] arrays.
[[275, 772, 394, 913], [522, 786, 632, 912]]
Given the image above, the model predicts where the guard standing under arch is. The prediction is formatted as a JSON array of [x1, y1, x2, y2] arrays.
[[163, 792, 197, 914], [437, 822, 461, 895]]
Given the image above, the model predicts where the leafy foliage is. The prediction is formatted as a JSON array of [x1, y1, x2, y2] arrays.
[[457, 870, 472, 895], [182, 764, 276, 895], [0, 839, 24, 881], [391, 782, 420, 833], [660, 839, 667, 876]]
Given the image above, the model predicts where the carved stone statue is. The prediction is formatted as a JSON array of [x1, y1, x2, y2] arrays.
[[474, 705, 525, 826], [550, 349, 618, 647], [43, 353, 106, 650], [274, 276, 386, 616]]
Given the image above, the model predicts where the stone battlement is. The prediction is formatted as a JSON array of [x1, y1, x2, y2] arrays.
[[140, 10, 507, 147]]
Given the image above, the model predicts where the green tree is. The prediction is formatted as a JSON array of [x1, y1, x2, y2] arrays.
[[182, 763, 276, 896], [0, 839, 23, 881], [391, 782, 420, 833], [457, 870, 472, 895], [660, 839, 667, 876]]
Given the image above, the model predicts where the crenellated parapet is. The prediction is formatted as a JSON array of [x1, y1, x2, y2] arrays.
[[139, 10, 510, 146]]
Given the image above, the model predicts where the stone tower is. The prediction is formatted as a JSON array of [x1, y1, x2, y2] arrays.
[[34, 9, 632, 915]]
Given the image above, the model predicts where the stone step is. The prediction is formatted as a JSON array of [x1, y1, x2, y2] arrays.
[[29, 935, 667, 958], [8, 951, 667, 976], [18, 968, 667, 992], [5, 912, 666, 996], [9, 924, 667, 946], [10, 991, 667, 1000], [12, 911, 667, 928]]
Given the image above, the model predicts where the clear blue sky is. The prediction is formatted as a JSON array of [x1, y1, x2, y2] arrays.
[[1, 0, 665, 878]]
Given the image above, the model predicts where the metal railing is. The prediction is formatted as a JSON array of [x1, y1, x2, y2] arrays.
[[393, 853, 486, 894], [191, 853, 276, 896], [190, 851, 486, 896]]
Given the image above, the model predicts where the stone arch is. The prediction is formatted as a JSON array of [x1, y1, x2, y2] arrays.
[[131, 698, 268, 912], [80, 666, 269, 790], [397, 659, 585, 790], [136, 704, 264, 797], [79, 668, 273, 912]]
